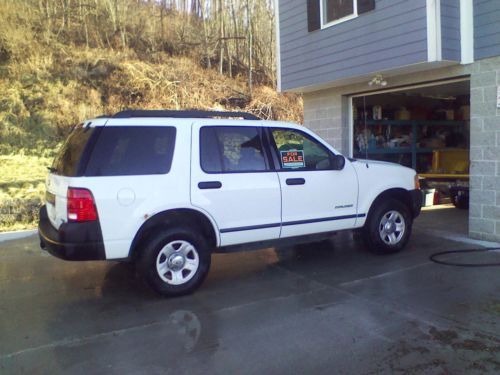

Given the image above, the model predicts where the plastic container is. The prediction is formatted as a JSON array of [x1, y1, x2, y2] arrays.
[[422, 189, 436, 207]]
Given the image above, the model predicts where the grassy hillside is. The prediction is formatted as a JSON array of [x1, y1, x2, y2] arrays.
[[0, 0, 302, 231], [0, 155, 49, 230]]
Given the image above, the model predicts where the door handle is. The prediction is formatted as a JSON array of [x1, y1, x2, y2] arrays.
[[286, 178, 305, 186], [198, 181, 222, 189]]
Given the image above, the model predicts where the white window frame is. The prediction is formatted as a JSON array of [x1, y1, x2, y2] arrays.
[[320, 0, 358, 29]]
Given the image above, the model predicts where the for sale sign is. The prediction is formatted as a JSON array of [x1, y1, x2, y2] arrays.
[[280, 150, 305, 168]]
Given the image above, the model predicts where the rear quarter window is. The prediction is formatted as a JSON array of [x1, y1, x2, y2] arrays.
[[84, 126, 176, 176], [52, 125, 95, 176]]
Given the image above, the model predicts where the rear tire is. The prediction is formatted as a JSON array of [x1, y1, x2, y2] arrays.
[[363, 199, 412, 254], [452, 192, 469, 210], [138, 227, 211, 297]]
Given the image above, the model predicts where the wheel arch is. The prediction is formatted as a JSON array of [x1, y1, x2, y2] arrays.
[[366, 188, 415, 221], [129, 208, 219, 259]]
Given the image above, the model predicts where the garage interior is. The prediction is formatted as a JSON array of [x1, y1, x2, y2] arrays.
[[351, 79, 470, 209]]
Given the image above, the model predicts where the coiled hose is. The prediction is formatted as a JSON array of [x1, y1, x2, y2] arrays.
[[429, 247, 500, 267]]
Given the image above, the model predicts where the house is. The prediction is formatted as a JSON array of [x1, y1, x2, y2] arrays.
[[276, 0, 500, 242]]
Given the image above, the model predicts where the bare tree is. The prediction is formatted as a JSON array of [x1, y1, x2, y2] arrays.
[[15, 0, 278, 88]]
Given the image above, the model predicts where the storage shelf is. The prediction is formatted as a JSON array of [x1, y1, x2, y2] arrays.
[[419, 173, 469, 179], [359, 120, 467, 126], [358, 147, 435, 154], [354, 119, 468, 170]]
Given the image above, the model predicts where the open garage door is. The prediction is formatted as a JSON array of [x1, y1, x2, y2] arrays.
[[350, 78, 470, 209]]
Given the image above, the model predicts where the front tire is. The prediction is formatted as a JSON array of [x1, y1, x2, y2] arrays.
[[138, 228, 211, 297], [363, 199, 412, 254]]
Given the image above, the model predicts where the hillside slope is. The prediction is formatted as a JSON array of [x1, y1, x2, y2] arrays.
[[0, 46, 302, 155], [0, 0, 302, 230], [0, 0, 302, 155]]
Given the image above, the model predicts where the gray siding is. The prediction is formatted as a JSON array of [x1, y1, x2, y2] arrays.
[[441, 0, 460, 61], [279, 0, 428, 91], [474, 0, 500, 60]]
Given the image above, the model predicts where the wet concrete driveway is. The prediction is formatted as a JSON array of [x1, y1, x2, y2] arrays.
[[1, 208, 500, 374]]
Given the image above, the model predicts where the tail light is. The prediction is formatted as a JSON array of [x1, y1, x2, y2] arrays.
[[67, 188, 98, 222], [414, 174, 421, 190]]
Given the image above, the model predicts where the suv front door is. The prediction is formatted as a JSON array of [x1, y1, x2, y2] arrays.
[[269, 127, 360, 238], [191, 123, 281, 246]]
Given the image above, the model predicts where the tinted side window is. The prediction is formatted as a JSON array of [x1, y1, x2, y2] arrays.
[[52, 125, 95, 176], [200, 126, 268, 173], [85, 127, 176, 176], [271, 128, 332, 170]]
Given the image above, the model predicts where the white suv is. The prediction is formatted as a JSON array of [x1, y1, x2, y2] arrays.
[[39, 110, 422, 296]]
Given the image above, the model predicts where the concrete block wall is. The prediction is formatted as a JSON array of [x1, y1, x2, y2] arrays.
[[303, 92, 348, 154], [469, 56, 500, 242], [301, 60, 500, 242]]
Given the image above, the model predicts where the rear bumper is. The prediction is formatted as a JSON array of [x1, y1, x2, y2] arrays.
[[38, 205, 106, 261], [409, 189, 423, 218]]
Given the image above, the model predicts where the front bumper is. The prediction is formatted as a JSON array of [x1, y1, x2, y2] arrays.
[[38, 205, 106, 261], [409, 189, 423, 218]]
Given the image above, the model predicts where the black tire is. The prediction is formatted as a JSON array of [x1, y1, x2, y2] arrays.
[[362, 199, 412, 254], [137, 227, 211, 297], [452, 193, 469, 210]]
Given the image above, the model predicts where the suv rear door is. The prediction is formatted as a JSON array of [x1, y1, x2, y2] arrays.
[[190, 122, 281, 246]]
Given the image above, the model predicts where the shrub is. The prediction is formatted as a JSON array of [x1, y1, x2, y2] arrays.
[[0, 198, 41, 230]]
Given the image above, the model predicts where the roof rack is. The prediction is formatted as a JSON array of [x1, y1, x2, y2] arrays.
[[112, 110, 260, 120]]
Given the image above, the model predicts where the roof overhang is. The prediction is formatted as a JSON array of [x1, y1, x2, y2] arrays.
[[282, 60, 459, 94]]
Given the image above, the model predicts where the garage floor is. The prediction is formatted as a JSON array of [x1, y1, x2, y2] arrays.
[[1, 208, 499, 374]]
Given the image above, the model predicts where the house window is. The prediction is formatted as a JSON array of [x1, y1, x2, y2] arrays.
[[308, 0, 374, 32], [322, 0, 357, 27]]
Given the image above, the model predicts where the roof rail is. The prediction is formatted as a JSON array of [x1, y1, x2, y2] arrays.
[[112, 110, 260, 120]]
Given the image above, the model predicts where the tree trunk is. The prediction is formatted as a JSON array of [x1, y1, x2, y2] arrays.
[[200, 0, 211, 68], [248, 32, 253, 97], [246, 0, 253, 97], [218, 0, 224, 74]]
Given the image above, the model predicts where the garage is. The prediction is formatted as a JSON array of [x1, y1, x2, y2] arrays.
[[350, 78, 470, 210]]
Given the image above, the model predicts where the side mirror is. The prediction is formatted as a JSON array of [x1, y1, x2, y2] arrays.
[[331, 154, 345, 170]]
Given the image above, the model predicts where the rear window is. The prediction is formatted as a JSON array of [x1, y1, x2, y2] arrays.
[[84, 127, 176, 176], [52, 125, 95, 176]]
